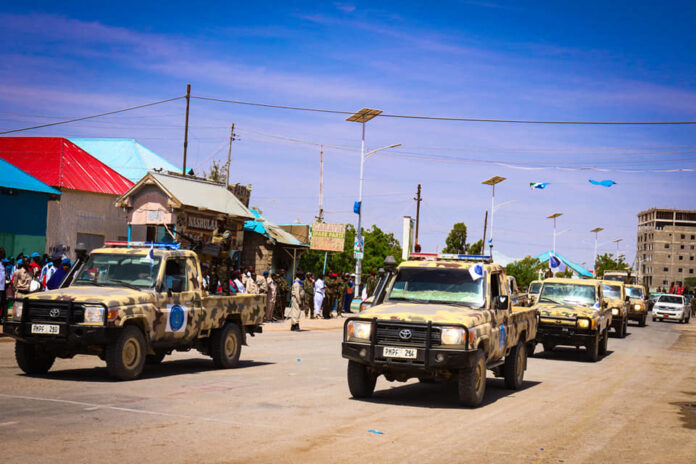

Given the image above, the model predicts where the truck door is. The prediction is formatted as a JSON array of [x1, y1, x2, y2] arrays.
[[488, 272, 509, 361], [156, 257, 202, 341]]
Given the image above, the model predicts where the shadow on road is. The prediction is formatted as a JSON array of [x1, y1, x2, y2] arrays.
[[609, 331, 632, 339], [23, 359, 274, 382], [532, 348, 615, 363], [356, 378, 541, 409]]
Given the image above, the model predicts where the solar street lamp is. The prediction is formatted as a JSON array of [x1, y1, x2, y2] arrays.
[[482, 176, 506, 256], [546, 212, 563, 255], [590, 227, 604, 274]]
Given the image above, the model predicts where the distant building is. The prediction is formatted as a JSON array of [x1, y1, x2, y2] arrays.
[[242, 210, 308, 277], [636, 208, 696, 289], [0, 137, 133, 257]]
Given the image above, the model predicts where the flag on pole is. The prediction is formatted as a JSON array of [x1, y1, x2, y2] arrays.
[[529, 182, 550, 190], [469, 263, 484, 281], [353, 201, 361, 215], [549, 253, 566, 273], [146, 245, 155, 265], [589, 179, 616, 187]]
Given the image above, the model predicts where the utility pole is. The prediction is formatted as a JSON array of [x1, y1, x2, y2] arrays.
[[413, 184, 422, 248], [225, 123, 237, 185], [317, 144, 324, 222], [182, 83, 191, 175], [482, 210, 488, 256]]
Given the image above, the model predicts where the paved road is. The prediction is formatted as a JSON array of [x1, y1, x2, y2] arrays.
[[1, 317, 694, 464]]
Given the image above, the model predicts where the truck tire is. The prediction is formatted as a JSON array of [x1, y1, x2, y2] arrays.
[[105, 326, 146, 380], [639, 315, 646, 327], [458, 350, 486, 407], [586, 334, 599, 362], [145, 352, 166, 365], [526, 341, 536, 358], [347, 360, 377, 398], [15, 341, 55, 375], [211, 322, 242, 369], [599, 329, 608, 356], [616, 318, 626, 338], [504, 341, 526, 390]]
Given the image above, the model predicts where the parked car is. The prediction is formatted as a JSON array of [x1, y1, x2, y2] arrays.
[[652, 294, 690, 324]]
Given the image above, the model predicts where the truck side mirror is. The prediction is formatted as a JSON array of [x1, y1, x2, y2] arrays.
[[494, 295, 509, 310]]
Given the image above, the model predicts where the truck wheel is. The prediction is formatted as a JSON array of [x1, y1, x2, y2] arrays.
[[15, 341, 55, 375], [616, 319, 626, 338], [542, 342, 555, 352], [145, 352, 166, 365], [586, 334, 599, 362], [211, 322, 242, 369], [639, 315, 646, 327], [105, 326, 146, 380], [347, 360, 377, 398], [526, 341, 536, 358], [599, 329, 608, 356], [504, 341, 526, 390], [458, 350, 486, 407]]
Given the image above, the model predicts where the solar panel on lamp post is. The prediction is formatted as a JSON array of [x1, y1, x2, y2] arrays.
[[482, 176, 506, 259], [546, 212, 563, 255], [590, 227, 604, 275]]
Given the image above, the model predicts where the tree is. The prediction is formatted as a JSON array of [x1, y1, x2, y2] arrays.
[[595, 253, 629, 278], [468, 239, 484, 255], [504, 256, 545, 290], [684, 277, 696, 292], [204, 160, 225, 183], [442, 222, 467, 254]]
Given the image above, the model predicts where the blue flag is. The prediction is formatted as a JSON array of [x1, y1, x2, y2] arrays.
[[589, 179, 616, 187], [529, 182, 549, 190], [353, 201, 361, 214]]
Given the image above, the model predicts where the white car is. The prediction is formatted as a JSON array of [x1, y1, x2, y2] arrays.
[[652, 294, 690, 323]]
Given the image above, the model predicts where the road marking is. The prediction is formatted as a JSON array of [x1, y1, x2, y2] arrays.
[[0, 421, 18, 426]]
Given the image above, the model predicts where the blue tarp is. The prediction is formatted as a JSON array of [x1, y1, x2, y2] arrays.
[[0, 158, 60, 195], [536, 250, 593, 278], [69, 138, 180, 183], [244, 209, 307, 247]]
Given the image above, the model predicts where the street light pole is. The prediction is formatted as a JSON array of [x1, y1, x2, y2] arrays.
[[546, 213, 563, 255], [590, 227, 604, 274], [482, 176, 506, 257]]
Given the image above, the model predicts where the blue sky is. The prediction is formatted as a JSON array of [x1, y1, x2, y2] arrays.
[[1, 0, 695, 268]]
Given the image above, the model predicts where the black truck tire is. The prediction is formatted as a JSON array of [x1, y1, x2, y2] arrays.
[[15, 341, 55, 375], [586, 334, 600, 362], [599, 329, 608, 356], [504, 341, 526, 390], [105, 325, 147, 380], [639, 315, 646, 327], [347, 360, 377, 398], [458, 349, 486, 407], [211, 322, 242, 369], [616, 318, 626, 338]]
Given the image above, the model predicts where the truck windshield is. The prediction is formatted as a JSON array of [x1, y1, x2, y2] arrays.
[[73, 253, 162, 289], [602, 284, 622, 299], [603, 274, 626, 282], [529, 282, 542, 294], [387, 268, 484, 307], [539, 283, 597, 307], [658, 295, 683, 304], [626, 287, 644, 299]]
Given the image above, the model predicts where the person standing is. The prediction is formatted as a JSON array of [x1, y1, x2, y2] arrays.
[[365, 270, 378, 297], [211, 223, 233, 294], [303, 272, 314, 318], [344, 275, 355, 314], [256, 269, 268, 295], [13, 261, 34, 297], [336, 273, 346, 317], [275, 269, 289, 320], [246, 269, 260, 294], [264, 271, 276, 322], [289, 271, 305, 331], [232, 270, 246, 293], [314, 274, 325, 319]]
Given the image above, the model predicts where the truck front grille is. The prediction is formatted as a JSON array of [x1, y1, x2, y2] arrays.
[[375, 322, 441, 347], [25, 300, 84, 324]]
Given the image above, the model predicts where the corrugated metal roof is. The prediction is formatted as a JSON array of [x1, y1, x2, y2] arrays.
[[245, 209, 308, 247], [536, 251, 593, 277], [147, 172, 254, 220], [0, 158, 61, 195], [69, 138, 180, 183], [0, 137, 133, 195]]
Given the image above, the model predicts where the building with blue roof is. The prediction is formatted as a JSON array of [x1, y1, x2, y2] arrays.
[[69, 138, 180, 183], [0, 158, 60, 257]]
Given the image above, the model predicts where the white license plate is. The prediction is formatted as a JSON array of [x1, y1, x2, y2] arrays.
[[382, 346, 417, 359], [31, 324, 60, 335]]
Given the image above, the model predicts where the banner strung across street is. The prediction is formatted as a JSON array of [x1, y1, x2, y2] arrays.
[[310, 223, 346, 252]]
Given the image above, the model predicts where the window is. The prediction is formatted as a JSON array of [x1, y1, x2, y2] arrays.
[[665, 244, 670, 249], [681, 245, 685, 250], [690, 269, 694, 274], [691, 256, 694, 261], [681, 234, 685, 239], [663, 280, 668, 285], [490, 273, 501, 298], [164, 259, 188, 292], [691, 235, 695, 240], [664, 267, 669, 272], [679, 256, 683, 260], [678, 268, 683, 273]]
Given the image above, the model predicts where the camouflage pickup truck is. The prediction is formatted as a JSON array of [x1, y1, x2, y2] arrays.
[[2, 245, 264, 380], [534, 278, 611, 362], [601, 280, 630, 337], [342, 253, 538, 407], [626, 284, 648, 327]]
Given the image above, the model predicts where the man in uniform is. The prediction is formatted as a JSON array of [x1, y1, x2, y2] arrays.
[[211, 222, 233, 295], [256, 268, 268, 295], [365, 270, 378, 298], [274, 269, 289, 320], [323, 272, 337, 319], [336, 273, 346, 317], [303, 272, 314, 318], [289, 271, 305, 331]]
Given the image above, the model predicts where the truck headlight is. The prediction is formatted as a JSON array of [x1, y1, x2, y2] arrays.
[[634, 304, 642, 310], [577, 318, 590, 329], [441, 327, 464, 345], [346, 321, 371, 341], [83, 305, 105, 324], [8, 300, 22, 319], [612, 308, 619, 316]]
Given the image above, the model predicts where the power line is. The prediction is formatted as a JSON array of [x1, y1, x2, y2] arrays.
[[0, 96, 185, 135], [192, 93, 696, 125]]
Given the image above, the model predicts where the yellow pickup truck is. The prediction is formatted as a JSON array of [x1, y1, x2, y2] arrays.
[[3, 245, 264, 380], [601, 280, 630, 337], [342, 253, 538, 407], [626, 284, 648, 327]]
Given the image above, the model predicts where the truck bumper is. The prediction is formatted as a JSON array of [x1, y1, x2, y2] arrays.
[[342, 341, 478, 373], [3, 320, 120, 347], [536, 323, 597, 346], [627, 311, 646, 322]]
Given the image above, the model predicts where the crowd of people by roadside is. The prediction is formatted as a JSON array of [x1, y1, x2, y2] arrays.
[[655, 282, 688, 295], [0, 247, 74, 315]]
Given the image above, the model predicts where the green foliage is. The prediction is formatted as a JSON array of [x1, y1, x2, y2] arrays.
[[442, 222, 468, 254], [204, 160, 225, 183], [556, 268, 574, 278], [468, 239, 484, 255], [504, 256, 544, 290], [595, 253, 629, 278], [684, 277, 696, 292], [299, 224, 402, 277]]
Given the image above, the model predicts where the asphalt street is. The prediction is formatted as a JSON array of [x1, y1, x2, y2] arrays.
[[0, 316, 694, 464]]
